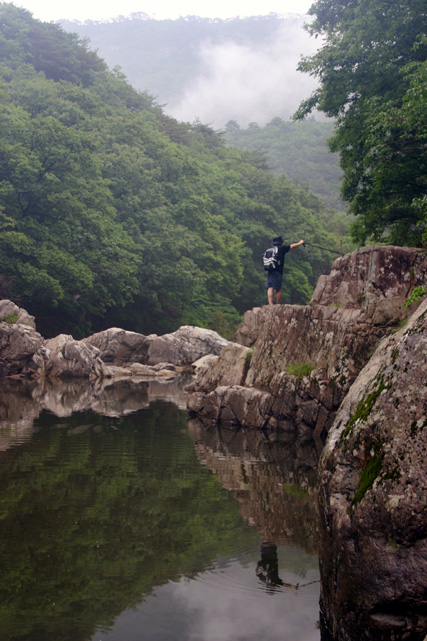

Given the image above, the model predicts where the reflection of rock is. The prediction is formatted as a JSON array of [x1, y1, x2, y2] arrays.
[[187, 246, 427, 441], [0, 376, 191, 447], [187, 418, 319, 553], [318, 297, 427, 641]]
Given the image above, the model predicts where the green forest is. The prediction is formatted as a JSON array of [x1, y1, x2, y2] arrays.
[[224, 118, 344, 210], [0, 3, 347, 339]]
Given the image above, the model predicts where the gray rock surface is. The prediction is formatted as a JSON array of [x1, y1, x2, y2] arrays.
[[0, 299, 36, 328], [44, 334, 106, 380], [145, 325, 230, 365], [0, 322, 46, 378], [83, 324, 229, 367], [317, 297, 427, 641], [187, 246, 427, 439], [82, 327, 150, 365]]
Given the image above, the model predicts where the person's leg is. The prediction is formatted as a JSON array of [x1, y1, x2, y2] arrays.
[[275, 288, 281, 304], [267, 287, 274, 305]]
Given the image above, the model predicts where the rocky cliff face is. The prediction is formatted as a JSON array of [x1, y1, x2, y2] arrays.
[[187, 246, 427, 441], [317, 296, 427, 641]]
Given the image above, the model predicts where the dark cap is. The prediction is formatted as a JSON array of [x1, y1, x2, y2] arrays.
[[273, 236, 283, 245]]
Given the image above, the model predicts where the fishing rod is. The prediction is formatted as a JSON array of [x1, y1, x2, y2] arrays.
[[304, 242, 343, 256]]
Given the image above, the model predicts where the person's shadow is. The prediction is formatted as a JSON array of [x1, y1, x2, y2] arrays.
[[256, 540, 299, 593]]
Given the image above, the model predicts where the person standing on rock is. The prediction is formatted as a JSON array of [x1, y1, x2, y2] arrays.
[[264, 236, 305, 305]]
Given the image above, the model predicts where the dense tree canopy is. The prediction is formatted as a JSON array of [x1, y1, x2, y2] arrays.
[[224, 117, 345, 210], [0, 3, 346, 338], [295, 0, 427, 246]]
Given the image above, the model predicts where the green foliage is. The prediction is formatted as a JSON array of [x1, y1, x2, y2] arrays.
[[225, 117, 345, 210], [0, 4, 342, 338], [342, 375, 390, 440], [351, 453, 384, 506], [0, 310, 17, 323], [403, 285, 427, 309], [286, 362, 314, 378], [295, 0, 427, 246]]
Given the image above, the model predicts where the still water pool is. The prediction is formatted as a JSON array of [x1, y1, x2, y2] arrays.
[[0, 379, 321, 641]]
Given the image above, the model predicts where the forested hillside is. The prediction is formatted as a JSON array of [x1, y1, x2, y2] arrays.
[[224, 118, 344, 210], [61, 14, 344, 210], [0, 4, 349, 339]]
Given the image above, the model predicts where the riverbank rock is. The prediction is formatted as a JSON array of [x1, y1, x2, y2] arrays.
[[44, 334, 106, 380], [0, 300, 232, 381], [0, 322, 47, 378], [187, 245, 427, 440], [83, 325, 230, 368], [82, 328, 150, 365], [317, 297, 427, 641], [0, 299, 36, 329], [145, 325, 230, 365]]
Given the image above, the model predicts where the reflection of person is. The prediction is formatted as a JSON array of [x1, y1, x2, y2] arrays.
[[266, 236, 305, 305], [256, 540, 299, 591]]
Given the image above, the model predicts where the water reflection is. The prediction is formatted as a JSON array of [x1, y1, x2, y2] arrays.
[[188, 418, 320, 553], [0, 381, 321, 641], [0, 376, 191, 450], [256, 540, 300, 591]]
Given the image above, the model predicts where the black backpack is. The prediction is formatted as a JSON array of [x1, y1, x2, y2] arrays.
[[262, 246, 280, 272]]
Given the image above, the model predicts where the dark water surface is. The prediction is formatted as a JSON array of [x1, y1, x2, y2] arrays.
[[0, 378, 321, 641]]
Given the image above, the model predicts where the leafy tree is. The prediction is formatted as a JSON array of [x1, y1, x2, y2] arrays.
[[295, 0, 427, 245], [225, 117, 344, 209], [0, 3, 344, 338]]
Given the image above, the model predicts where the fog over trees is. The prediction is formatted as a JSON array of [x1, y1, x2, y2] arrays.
[[60, 14, 320, 128]]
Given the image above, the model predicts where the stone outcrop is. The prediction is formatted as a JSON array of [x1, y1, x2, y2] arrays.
[[187, 246, 427, 440], [0, 299, 36, 328], [317, 296, 427, 641], [83, 325, 229, 367], [0, 302, 231, 381], [82, 327, 150, 365], [145, 325, 230, 365], [0, 322, 47, 378], [44, 334, 106, 380]]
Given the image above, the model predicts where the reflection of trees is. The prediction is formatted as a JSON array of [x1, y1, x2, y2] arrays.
[[187, 418, 321, 554], [0, 403, 258, 641]]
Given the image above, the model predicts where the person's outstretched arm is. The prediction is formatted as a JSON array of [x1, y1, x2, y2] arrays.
[[290, 239, 305, 250]]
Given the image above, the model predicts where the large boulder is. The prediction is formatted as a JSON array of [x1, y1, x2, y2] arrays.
[[82, 328, 150, 365], [0, 299, 36, 329], [188, 343, 252, 393], [44, 334, 106, 380], [317, 297, 427, 641], [83, 325, 230, 368], [145, 325, 230, 366], [0, 322, 47, 378]]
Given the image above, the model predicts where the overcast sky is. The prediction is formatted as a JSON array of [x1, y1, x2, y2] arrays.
[[15, 0, 314, 22]]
